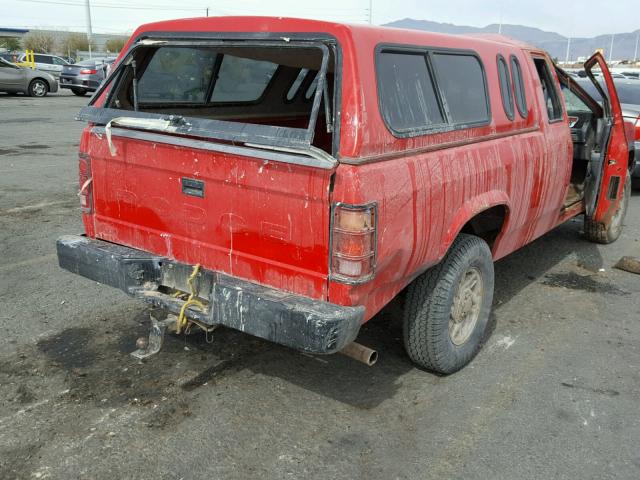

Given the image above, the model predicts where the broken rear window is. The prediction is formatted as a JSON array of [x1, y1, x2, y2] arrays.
[[210, 54, 279, 102], [99, 41, 336, 154], [138, 47, 217, 103]]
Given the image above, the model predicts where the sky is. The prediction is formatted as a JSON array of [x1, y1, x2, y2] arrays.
[[2, 0, 639, 37]]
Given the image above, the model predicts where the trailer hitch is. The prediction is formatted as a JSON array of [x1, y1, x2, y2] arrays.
[[131, 314, 176, 360], [131, 312, 217, 360]]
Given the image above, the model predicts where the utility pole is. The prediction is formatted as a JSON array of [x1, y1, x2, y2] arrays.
[[634, 32, 639, 63], [368, 0, 373, 25], [206, 7, 209, 17], [565, 37, 571, 64], [85, 0, 93, 59], [498, 1, 503, 34], [608, 34, 614, 63]]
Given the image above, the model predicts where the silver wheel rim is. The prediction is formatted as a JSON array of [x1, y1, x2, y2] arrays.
[[33, 82, 45, 96], [449, 267, 483, 346]]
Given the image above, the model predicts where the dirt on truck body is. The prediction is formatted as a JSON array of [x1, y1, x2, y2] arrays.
[[57, 16, 630, 374]]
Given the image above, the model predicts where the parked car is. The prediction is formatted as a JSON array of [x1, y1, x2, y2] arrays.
[[59, 58, 116, 96], [572, 78, 640, 188], [610, 68, 640, 80], [0, 57, 59, 96], [57, 17, 630, 374], [0, 52, 20, 63], [16, 52, 69, 78]]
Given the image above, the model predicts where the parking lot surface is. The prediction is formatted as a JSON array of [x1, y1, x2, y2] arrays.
[[1, 91, 640, 480]]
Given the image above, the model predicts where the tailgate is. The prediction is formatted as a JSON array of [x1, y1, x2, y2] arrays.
[[82, 128, 333, 299]]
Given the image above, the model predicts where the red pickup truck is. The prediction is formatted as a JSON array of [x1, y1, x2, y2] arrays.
[[57, 17, 631, 374]]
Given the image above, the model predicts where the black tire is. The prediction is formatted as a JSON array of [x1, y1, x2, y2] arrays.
[[632, 175, 640, 191], [72, 88, 88, 96], [584, 175, 630, 244], [403, 234, 494, 374], [28, 78, 49, 97]]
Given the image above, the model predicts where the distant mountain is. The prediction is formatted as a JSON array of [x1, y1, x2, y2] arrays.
[[384, 18, 640, 61]]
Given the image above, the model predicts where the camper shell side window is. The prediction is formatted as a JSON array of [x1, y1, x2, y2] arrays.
[[375, 44, 491, 138]]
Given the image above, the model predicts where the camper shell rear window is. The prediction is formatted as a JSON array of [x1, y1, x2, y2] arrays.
[[79, 35, 339, 157]]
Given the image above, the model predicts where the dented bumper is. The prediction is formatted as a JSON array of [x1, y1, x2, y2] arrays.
[[56, 235, 363, 354]]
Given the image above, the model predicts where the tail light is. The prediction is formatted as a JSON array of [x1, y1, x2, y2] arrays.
[[80, 68, 97, 74], [78, 152, 93, 213], [330, 203, 377, 283]]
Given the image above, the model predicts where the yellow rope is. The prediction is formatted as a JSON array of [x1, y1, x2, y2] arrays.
[[175, 264, 205, 334]]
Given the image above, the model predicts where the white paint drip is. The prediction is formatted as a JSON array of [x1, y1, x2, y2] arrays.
[[494, 335, 516, 350]]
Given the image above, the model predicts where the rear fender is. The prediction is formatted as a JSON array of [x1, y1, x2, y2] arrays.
[[439, 191, 510, 259]]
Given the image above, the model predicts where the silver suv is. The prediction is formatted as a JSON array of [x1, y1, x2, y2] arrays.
[[17, 53, 69, 78]]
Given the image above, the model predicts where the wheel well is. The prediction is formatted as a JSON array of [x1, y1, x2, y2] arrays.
[[460, 205, 508, 248]]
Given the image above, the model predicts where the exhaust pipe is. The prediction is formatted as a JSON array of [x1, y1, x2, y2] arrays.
[[340, 342, 378, 366]]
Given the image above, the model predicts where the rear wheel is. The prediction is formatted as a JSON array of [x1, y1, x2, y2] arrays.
[[584, 175, 630, 244], [28, 79, 48, 97], [72, 88, 88, 96], [403, 234, 494, 374]]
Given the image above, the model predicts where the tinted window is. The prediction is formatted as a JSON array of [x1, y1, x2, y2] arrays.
[[138, 47, 218, 103], [377, 51, 444, 133], [497, 55, 514, 120], [431, 53, 489, 124], [510, 56, 528, 118], [52, 57, 68, 66], [286, 68, 308, 101], [533, 58, 563, 121], [35, 55, 53, 64], [210, 54, 278, 102]]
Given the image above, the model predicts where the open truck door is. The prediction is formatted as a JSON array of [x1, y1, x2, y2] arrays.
[[582, 52, 629, 226]]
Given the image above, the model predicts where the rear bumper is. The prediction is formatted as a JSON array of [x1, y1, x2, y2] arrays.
[[59, 76, 99, 91], [56, 235, 363, 354]]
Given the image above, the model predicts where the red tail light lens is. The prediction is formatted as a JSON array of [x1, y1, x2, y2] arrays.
[[78, 152, 93, 213], [330, 203, 377, 283], [80, 69, 97, 74]]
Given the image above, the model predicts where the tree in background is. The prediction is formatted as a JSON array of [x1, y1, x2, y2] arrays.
[[105, 38, 127, 53], [58, 33, 95, 58], [23, 32, 56, 53], [0, 37, 21, 52]]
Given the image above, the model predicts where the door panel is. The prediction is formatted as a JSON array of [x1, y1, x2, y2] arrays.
[[583, 53, 628, 222], [0, 64, 25, 88]]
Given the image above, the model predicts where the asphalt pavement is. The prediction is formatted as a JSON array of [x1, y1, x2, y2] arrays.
[[1, 90, 640, 480]]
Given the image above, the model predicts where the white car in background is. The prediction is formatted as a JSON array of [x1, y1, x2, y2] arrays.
[[16, 53, 69, 78]]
